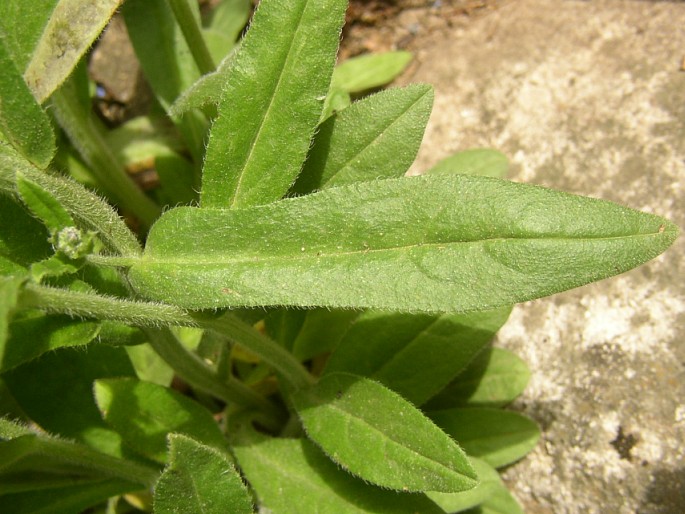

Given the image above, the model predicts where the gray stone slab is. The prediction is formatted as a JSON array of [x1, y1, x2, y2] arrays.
[[401, 1, 685, 512]]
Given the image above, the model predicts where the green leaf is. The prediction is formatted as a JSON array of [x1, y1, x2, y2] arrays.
[[1, 311, 99, 372], [0, 1, 58, 71], [168, 55, 233, 116], [0, 180, 51, 273], [16, 171, 74, 232], [426, 149, 509, 179], [332, 51, 413, 93], [324, 307, 511, 405], [200, 0, 348, 208], [129, 174, 678, 311], [292, 372, 478, 493], [23, 0, 122, 103], [428, 407, 541, 468], [122, 0, 208, 164], [2, 345, 136, 458], [266, 308, 360, 361], [462, 481, 524, 514], [424, 348, 531, 410], [0, 478, 140, 514], [154, 433, 253, 514], [233, 430, 445, 513], [425, 458, 502, 513], [0, 37, 55, 168], [0, 275, 24, 347], [94, 377, 227, 463], [291, 84, 434, 194]]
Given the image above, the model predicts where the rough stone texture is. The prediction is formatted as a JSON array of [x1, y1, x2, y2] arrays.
[[398, 1, 685, 512]]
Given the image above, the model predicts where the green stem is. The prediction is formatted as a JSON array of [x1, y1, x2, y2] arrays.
[[20, 284, 314, 392], [167, 0, 216, 75], [50, 80, 161, 229], [35, 436, 159, 487], [144, 327, 285, 431]]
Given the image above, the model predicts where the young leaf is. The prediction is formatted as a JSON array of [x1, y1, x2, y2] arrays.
[[154, 434, 253, 514], [200, 0, 348, 208], [425, 458, 501, 513], [232, 429, 445, 513], [23, 0, 123, 103], [331, 51, 413, 94], [0, 143, 142, 257], [424, 348, 531, 410], [428, 407, 541, 469], [291, 84, 434, 194], [94, 377, 228, 463], [0, 37, 55, 168], [324, 307, 511, 405], [129, 174, 678, 311], [0, 193, 52, 274], [426, 149, 509, 179], [292, 372, 478, 493], [16, 171, 74, 232]]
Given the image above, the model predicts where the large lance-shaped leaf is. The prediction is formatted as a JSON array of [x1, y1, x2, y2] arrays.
[[0, 37, 55, 168], [292, 84, 434, 194], [154, 434, 253, 514], [128, 174, 678, 311], [200, 0, 348, 208], [324, 307, 510, 405], [233, 430, 445, 513], [292, 372, 478, 493], [23, 0, 122, 103]]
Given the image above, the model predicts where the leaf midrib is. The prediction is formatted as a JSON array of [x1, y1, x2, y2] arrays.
[[144, 230, 666, 265], [230, 1, 310, 208], [316, 397, 477, 484]]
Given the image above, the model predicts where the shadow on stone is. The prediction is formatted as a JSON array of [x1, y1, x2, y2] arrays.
[[640, 467, 685, 514]]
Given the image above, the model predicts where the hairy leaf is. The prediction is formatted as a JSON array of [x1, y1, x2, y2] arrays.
[[201, 0, 348, 208], [24, 0, 122, 102], [424, 348, 531, 410], [94, 377, 227, 463], [324, 307, 511, 405], [292, 84, 434, 194], [129, 174, 677, 311], [0, 1, 58, 71], [428, 407, 541, 468], [0, 37, 55, 168], [154, 434, 252, 514], [233, 429, 445, 513], [292, 372, 478, 493]]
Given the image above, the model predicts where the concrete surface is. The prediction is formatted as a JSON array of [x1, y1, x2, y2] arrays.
[[399, 1, 685, 512]]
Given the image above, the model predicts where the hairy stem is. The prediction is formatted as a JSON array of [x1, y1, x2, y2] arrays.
[[20, 283, 314, 392]]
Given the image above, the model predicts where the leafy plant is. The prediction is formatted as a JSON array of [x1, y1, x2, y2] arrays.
[[0, 0, 677, 513]]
